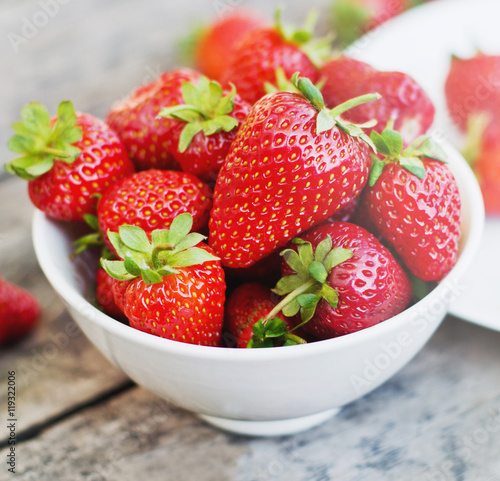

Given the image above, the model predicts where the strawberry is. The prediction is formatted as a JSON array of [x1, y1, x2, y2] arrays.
[[320, 57, 435, 145], [157, 76, 250, 182], [461, 113, 500, 215], [5, 101, 134, 222], [332, 0, 416, 46], [220, 10, 330, 104], [445, 53, 500, 132], [194, 10, 265, 82], [101, 214, 225, 346], [224, 282, 292, 348], [209, 73, 379, 268], [96, 267, 127, 321], [97, 169, 213, 255], [356, 127, 461, 281], [272, 221, 412, 339], [0, 277, 41, 345], [106, 69, 199, 171]]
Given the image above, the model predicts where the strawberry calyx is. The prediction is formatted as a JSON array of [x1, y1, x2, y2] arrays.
[[157, 76, 239, 153], [331, 0, 373, 46], [274, 8, 333, 67], [72, 213, 107, 258], [247, 235, 353, 347], [101, 213, 219, 285], [291, 73, 380, 150], [5, 101, 83, 180], [368, 127, 448, 186]]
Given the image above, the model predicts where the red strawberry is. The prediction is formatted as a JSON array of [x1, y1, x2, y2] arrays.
[[220, 10, 329, 104], [332, 0, 411, 45], [445, 53, 500, 132], [194, 10, 265, 82], [0, 277, 41, 345], [96, 267, 127, 321], [106, 69, 199, 171], [209, 74, 379, 268], [157, 76, 250, 182], [356, 127, 461, 281], [102, 214, 225, 346], [274, 221, 412, 339], [5, 101, 134, 222], [224, 282, 290, 348], [98, 169, 212, 255], [320, 57, 435, 145], [461, 113, 500, 215]]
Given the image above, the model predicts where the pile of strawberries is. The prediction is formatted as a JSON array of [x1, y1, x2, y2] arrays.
[[6, 9, 462, 348]]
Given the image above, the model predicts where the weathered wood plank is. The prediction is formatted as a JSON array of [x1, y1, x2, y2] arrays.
[[1, 317, 499, 481], [0, 177, 129, 443]]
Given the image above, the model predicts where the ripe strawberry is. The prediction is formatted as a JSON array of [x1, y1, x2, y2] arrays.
[[102, 214, 225, 346], [275, 221, 412, 339], [320, 57, 435, 145], [332, 0, 412, 46], [209, 74, 379, 268], [98, 169, 212, 255], [220, 10, 330, 104], [224, 282, 290, 348], [0, 277, 41, 345], [461, 113, 500, 215], [96, 267, 127, 321], [356, 128, 461, 281], [157, 76, 250, 182], [106, 69, 199, 171], [445, 53, 500, 132], [5, 101, 134, 222], [194, 10, 265, 82]]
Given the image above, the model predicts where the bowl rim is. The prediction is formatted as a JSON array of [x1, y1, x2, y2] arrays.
[[32, 139, 485, 362]]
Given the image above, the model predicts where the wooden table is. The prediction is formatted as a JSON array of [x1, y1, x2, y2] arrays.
[[1, 1, 500, 480]]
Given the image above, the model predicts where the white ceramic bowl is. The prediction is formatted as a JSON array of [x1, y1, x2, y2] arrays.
[[33, 139, 484, 436]]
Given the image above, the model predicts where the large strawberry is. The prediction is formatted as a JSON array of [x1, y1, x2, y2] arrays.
[[220, 10, 330, 104], [98, 169, 212, 254], [271, 221, 412, 339], [106, 69, 199, 171], [0, 277, 41, 345], [445, 53, 500, 132], [194, 10, 265, 82], [356, 127, 461, 281], [320, 57, 435, 146], [209, 73, 379, 268], [101, 214, 225, 346], [332, 0, 413, 46], [157, 76, 250, 182], [5, 101, 134, 222]]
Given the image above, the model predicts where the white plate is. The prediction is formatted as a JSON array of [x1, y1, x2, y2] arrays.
[[347, 0, 500, 331]]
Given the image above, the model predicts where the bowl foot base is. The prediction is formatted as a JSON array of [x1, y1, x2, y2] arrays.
[[198, 408, 341, 437]]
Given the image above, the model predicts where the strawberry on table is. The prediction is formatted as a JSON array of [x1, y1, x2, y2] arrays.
[[320, 57, 435, 145], [157, 75, 250, 182], [101, 214, 225, 346], [106, 69, 200, 171], [356, 127, 461, 281], [5, 101, 134, 222], [194, 10, 265, 83], [445, 53, 500, 133], [220, 10, 330, 104], [269, 221, 412, 340], [98, 169, 212, 255], [0, 277, 41, 346], [209, 73, 380, 269]]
